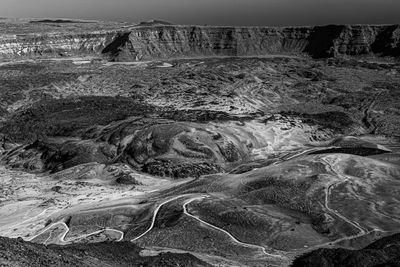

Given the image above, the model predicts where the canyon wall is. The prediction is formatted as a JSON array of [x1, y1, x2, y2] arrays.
[[0, 31, 119, 59], [0, 24, 399, 60], [110, 25, 400, 60]]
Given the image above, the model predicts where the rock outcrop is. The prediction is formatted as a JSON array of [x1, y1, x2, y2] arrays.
[[1, 23, 399, 60]]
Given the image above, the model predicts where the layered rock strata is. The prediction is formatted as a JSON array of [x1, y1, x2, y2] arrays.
[[0, 25, 399, 60]]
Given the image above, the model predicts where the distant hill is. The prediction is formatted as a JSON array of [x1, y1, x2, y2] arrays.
[[137, 19, 173, 26], [30, 19, 93, 24]]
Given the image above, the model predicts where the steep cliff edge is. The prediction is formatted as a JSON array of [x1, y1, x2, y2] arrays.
[[0, 23, 399, 60], [0, 31, 120, 59], [105, 25, 400, 61]]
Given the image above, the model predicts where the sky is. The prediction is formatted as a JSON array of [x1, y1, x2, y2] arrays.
[[1, 0, 399, 26]]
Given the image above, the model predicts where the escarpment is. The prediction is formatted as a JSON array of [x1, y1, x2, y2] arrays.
[[106, 25, 400, 61], [0, 24, 399, 60], [0, 31, 120, 59]]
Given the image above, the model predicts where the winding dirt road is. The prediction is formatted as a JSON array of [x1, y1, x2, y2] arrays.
[[321, 157, 368, 240], [25, 155, 381, 259], [131, 194, 195, 242], [131, 194, 286, 259], [183, 196, 285, 258], [26, 221, 124, 243], [325, 181, 366, 235]]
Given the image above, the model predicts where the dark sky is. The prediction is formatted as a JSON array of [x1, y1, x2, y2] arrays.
[[1, 0, 399, 26]]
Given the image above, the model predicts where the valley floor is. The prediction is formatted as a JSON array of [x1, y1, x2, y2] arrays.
[[0, 54, 400, 266]]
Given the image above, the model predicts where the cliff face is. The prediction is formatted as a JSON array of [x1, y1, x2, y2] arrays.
[[0, 24, 399, 60], [329, 25, 400, 57], [105, 26, 312, 61], [0, 31, 119, 59], [106, 25, 400, 61]]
